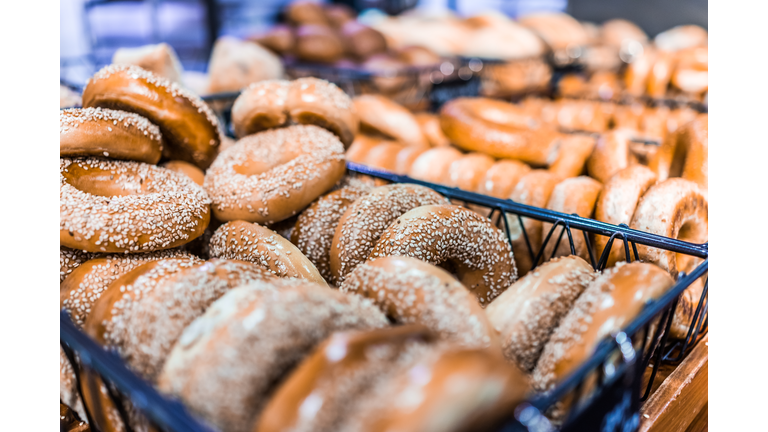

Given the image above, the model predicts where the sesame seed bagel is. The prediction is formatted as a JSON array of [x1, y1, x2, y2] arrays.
[[256, 325, 435, 432], [157, 279, 388, 432], [204, 125, 346, 224], [82, 65, 222, 169], [594, 165, 658, 267], [60, 249, 196, 327], [541, 176, 603, 261], [338, 344, 530, 432], [340, 256, 500, 350], [160, 160, 205, 186], [231, 78, 358, 147], [60, 247, 96, 282], [439, 97, 562, 166], [60, 347, 87, 424], [60, 158, 212, 253], [330, 184, 449, 283], [370, 205, 518, 306], [485, 255, 597, 371], [353, 94, 429, 147], [291, 183, 372, 284], [60, 107, 163, 164], [532, 262, 674, 394], [629, 178, 708, 277], [209, 220, 327, 285]]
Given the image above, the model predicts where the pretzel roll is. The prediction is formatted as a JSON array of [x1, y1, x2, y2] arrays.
[[486, 255, 596, 371], [447, 153, 496, 191], [594, 165, 658, 266], [205, 125, 345, 223], [61, 249, 196, 327], [440, 97, 561, 166], [60, 247, 96, 282], [330, 184, 449, 282], [291, 183, 372, 284], [231, 78, 358, 147], [341, 256, 499, 349], [414, 112, 451, 147], [157, 279, 388, 432], [295, 24, 345, 64], [60, 107, 163, 163], [339, 345, 529, 432], [353, 95, 429, 147], [476, 159, 531, 199], [82, 65, 221, 169], [630, 178, 708, 277], [341, 21, 388, 60], [533, 262, 674, 393], [506, 170, 560, 276], [370, 205, 517, 306], [586, 129, 635, 182], [256, 325, 435, 432], [209, 220, 326, 285], [680, 116, 708, 189], [160, 160, 205, 186], [548, 134, 596, 179], [541, 176, 603, 261], [408, 146, 464, 184], [60, 158, 211, 253]]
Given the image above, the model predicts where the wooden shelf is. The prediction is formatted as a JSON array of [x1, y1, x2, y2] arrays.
[[639, 334, 708, 432]]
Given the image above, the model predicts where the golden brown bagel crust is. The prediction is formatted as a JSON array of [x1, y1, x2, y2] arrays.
[[532, 262, 674, 393], [60, 107, 163, 163], [447, 153, 495, 191], [340, 256, 499, 349], [586, 129, 634, 183], [209, 220, 327, 285], [60, 247, 96, 282], [541, 176, 603, 261], [255, 326, 434, 432], [60, 158, 211, 253], [157, 279, 388, 432], [477, 159, 531, 198], [629, 178, 708, 277], [440, 97, 561, 166], [680, 115, 708, 189], [594, 165, 658, 266], [353, 95, 429, 147], [60, 347, 87, 423], [60, 249, 195, 327], [294, 24, 345, 63], [291, 184, 372, 284], [485, 255, 596, 371], [370, 205, 517, 306], [82, 65, 221, 169], [204, 125, 346, 224], [341, 21, 388, 60], [548, 134, 596, 179], [160, 160, 205, 186], [415, 112, 451, 147], [346, 134, 385, 163], [231, 78, 358, 147], [339, 345, 530, 432], [330, 184, 449, 283], [408, 146, 464, 184]]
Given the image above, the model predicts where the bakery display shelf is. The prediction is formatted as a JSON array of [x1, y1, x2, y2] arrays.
[[60, 161, 708, 432]]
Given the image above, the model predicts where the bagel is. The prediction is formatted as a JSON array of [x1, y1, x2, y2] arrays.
[[249, 24, 294, 55], [231, 78, 358, 146], [586, 129, 635, 182], [646, 51, 676, 98], [630, 178, 708, 277], [60, 107, 163, 163], [341, 21, 388, 60], [60, 249, 197, 327], [408, 146, 464, 184], [160, 160, 205, 186], [256, 325, 435, 432], [330, 184, 449, 282], [341, 256, 499, 349], [353, 95, 429, 147], [506, 170, 560, 276], [680, 115, 708, 190], [414, 112, 451, 147], [204, 125, 346, 224], [447, 153, 496, 192], [541, 176, 603, 261], [112, 42, 184, 84], [60, 158, 211, 253], [60, 401, 89, 432], [671, 47, 708, 95], [369, 204, 517, 306], [440, 97, 561, 166], [60, 247, 96, 282], [548, 134, 596, 179], [82, 64, 222, 169], [485, 255, 596, 371], [291, 183, 372, 284], [477, 159, 531, 198], [359, 140, 405, 172], [532, 262, 674, 395], [346, 134, 386, 163], [60, 347, 87, 424], [209, 220, 327, 285], [324, 4, 356, 28], [206, 36, 284, 95], [157, 278, 388, 432], [286, 1, 328, 26], [594, 165, 658, 267], [294, 24, 345, 63]]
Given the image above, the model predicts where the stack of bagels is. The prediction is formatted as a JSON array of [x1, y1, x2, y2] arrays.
[[60, 61, 706, 432]]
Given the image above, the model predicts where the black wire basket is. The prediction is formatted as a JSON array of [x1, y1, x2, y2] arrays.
[[60, 161, 708, 432]]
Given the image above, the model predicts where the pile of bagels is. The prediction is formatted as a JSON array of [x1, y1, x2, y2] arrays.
[[61, 62, 707, 432]]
